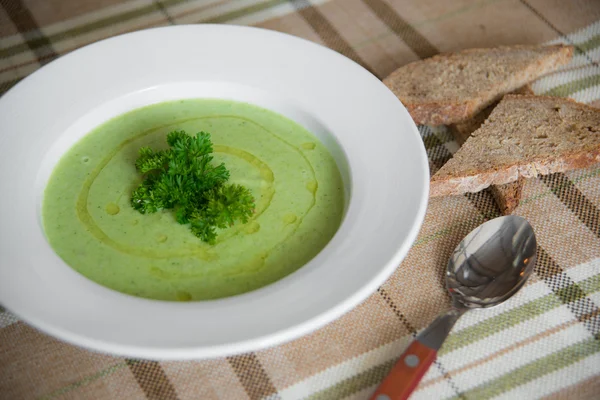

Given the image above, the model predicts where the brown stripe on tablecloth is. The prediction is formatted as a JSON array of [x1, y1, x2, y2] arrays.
[[228, 353, 279, 400], [153, 0, 175, 25], [536, 247, 600, 339], [540, 173, 600, 239], [288, 0, 377, 77], [463, 191, 502, 220], [126, 360, 179, 400], [377, 287, 417, 335], [361, 0, 438, 60], [519, 0, 600, 68], [541, 373, 600, 400], [0, 0, 58, 65]]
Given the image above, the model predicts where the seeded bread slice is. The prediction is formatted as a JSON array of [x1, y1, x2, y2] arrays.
[[448, 86, 534, 214], [383, 44, 573, 125], [430, 95, 600, 197]]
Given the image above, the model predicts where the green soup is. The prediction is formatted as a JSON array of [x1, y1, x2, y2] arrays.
[[42, 99, 345, 301]]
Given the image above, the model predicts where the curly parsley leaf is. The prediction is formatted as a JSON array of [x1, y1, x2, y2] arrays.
[[130, 130, 254, 243]]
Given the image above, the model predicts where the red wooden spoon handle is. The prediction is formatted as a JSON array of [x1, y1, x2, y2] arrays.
[[369, 340, 437, 400]]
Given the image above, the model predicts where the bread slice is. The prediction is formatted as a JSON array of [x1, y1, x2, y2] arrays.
[[490, 178, 525, 215], [449, 85, 535, 145], [448, 86, 534, 214], [430, 95, 600, 197], [383, 44, 573, 125]]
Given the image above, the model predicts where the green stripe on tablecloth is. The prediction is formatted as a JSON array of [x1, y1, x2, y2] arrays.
[[440, 272, 600, 355], [448, 337, 600, 400], [39, 363, 128, 400], [200, 0, 287, 23], [579, 274, 600, 293], [305, 359, 395, 400], [575, 34, 600, 54], [543, 74, 600, 97], [0, 2, 164, 59]]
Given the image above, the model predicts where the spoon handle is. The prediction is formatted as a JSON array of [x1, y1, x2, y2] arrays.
[[369, 340, 437, 400], [369, 309, 464, 400]]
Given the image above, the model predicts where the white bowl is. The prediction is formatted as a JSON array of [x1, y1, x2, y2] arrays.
[[0, 25, 428, 359]]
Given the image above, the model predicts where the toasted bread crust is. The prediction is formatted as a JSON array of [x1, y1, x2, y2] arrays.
[[405, 101, 475, 126], [430, 148, 600, 196]]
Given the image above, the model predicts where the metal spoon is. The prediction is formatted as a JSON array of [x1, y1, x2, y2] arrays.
[[370, 215, 537, 400]]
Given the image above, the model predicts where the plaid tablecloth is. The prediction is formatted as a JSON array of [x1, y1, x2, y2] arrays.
[[1, 1, 600, 399]]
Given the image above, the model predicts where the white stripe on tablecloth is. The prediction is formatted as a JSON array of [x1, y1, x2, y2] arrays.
[[224, 2, 297, 26], [221, 0, 331, 26], [491, 352, 600, 400], [546, 20, 600, 47], [171, 0, 271, 24], [168, 0, 331, 25], [531, 64, 600, 94], [566, 258, 600, 281], [0, 33, 26, 49], [447, 324, 591, 392], [0, 310, 19, 329], [413, 323, 592, 399], [227, 0, 329, 25], [566, 259, 600, 307], [159, 0, 251, 17], [409, 376, 458, 400], [589, 292, 600, 307], [435, 305, 577, 370], [554, 48, 600, 72]]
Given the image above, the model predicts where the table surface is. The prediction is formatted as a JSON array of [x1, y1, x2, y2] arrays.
[[1, 1, 600, 399]]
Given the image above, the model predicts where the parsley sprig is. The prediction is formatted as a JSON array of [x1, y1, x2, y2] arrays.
[[131, 130, 255, 244]]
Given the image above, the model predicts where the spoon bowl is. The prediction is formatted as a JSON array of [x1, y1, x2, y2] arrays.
[[447, 215, 537, 309]]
